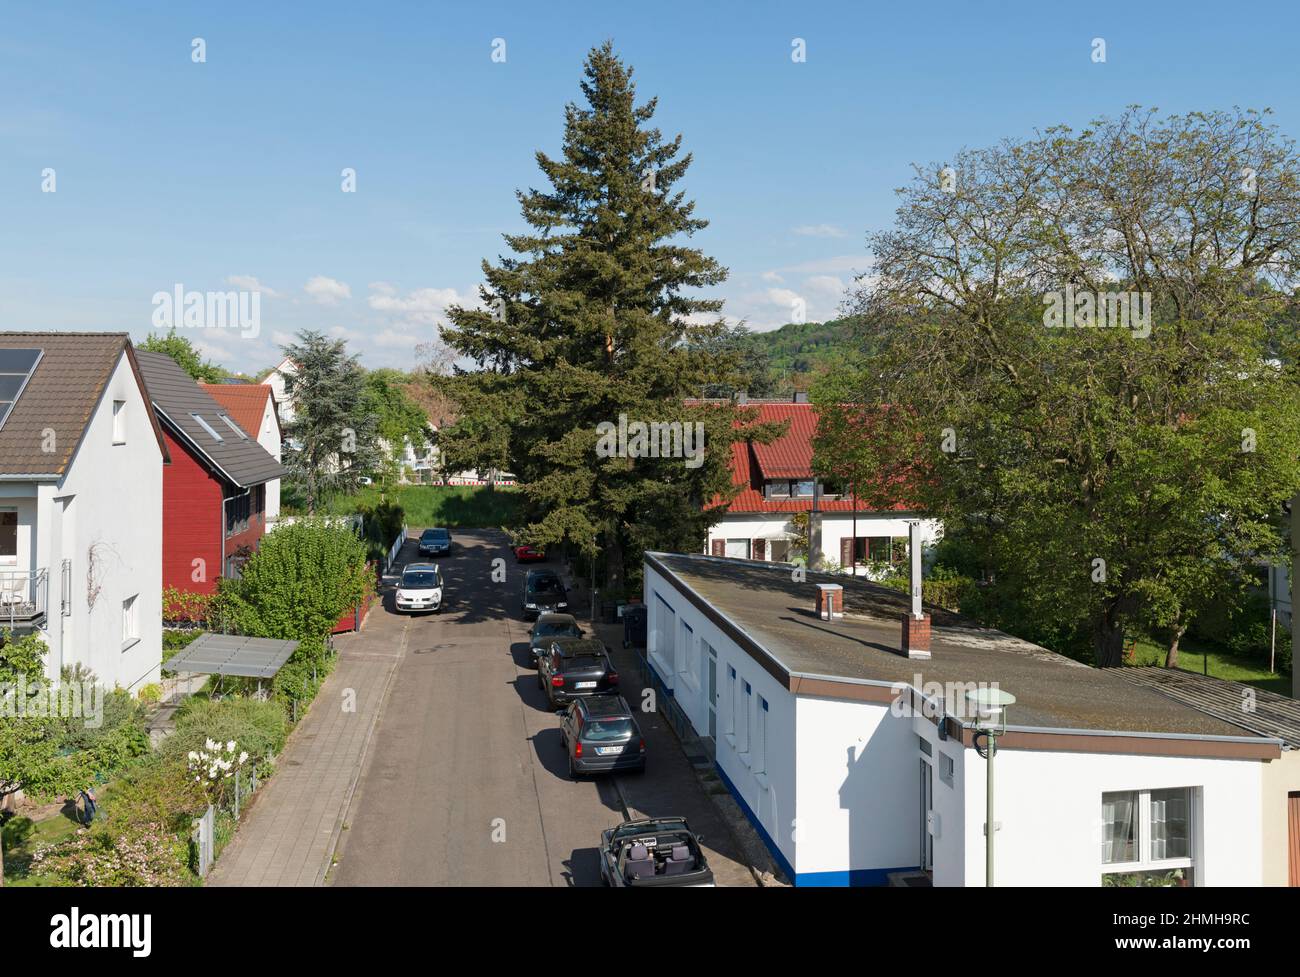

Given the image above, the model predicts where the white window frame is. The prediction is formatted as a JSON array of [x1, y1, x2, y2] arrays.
[[678, 620, 698, 690], [737, 679, 752, 758], [112, 399, 126, 445], [753, 696, 768, 776], [121, 593, 139, 649], [1101, 787, 1196, 882], [724, 664, 736, 740], [218, 413, 249, 440]]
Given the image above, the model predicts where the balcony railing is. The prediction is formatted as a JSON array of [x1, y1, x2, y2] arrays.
[[0, 568, 48, 630]]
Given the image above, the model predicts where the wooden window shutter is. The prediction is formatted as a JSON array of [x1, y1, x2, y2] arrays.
[[840, 536, 854, 566], [753, 538, 767, 561], [711, 539, 725, 557]]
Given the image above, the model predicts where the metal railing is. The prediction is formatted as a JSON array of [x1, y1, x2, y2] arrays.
[[0, 567, 48, 629]]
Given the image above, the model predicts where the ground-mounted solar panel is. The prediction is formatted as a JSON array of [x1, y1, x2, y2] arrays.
[[0, 348, 43, 430]]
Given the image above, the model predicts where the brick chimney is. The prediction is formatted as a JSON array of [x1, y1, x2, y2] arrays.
[[816, 583, 843, 620], [900, 520, 931, 659]]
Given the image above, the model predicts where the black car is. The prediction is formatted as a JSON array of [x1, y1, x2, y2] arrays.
[[418, 527, 452, 557], [599, 817, 715, 887], [560, 694, 646, 778], [522, 570, 568, 620], [536, 637, 618, 707], [527, 613, 583, 667]]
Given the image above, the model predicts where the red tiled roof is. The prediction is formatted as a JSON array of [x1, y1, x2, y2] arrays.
[[199, 383, 276, 439], [709, 401, 913, 515]]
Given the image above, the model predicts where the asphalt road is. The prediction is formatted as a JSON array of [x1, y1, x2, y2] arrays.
[[331, 529, 641, 886]]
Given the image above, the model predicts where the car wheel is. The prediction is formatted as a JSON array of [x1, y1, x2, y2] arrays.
[[537, 672, 543, 690]]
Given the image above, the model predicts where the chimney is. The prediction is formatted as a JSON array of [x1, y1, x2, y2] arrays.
[[900, 520, 931, 659], [808, 480, 823, 570], [736, 390, 748, 406], [816, 583, 843, 620], [793, 390, 809, 404]]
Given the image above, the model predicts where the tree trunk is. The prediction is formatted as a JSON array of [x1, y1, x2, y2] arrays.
[[1164, 619, 1188, 670], [605, 535, 624, 599], [1094, 602, 1127, 668]]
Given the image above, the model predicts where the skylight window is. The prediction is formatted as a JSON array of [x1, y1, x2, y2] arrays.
[[191, 413, 224, 442], [218, 414, 248, 440], [0, 348, 43, 432]]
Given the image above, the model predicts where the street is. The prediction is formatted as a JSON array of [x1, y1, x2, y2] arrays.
[[330, 528, 756, 886]]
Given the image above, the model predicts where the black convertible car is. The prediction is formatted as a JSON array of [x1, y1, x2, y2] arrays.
[[598, 817, 715, 887]]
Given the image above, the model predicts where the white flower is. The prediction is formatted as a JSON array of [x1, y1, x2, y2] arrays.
[[205, 738, 218, 751], [239, 752, 249, 764], [227, 740, 236, 753], [187, 751, 199, 762]]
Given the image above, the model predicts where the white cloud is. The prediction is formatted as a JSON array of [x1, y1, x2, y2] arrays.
[[304, 276, 351, 305], [792, 223, 847, 239], [761, 270, 784, 283], [367, 283, 474, 324], [765, 287, 805, 309], [226, 274, 281, 298], [804, 275, 845, 297]]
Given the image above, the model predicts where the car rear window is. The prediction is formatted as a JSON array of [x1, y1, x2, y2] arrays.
[[563, 654, 606, 670], [530, 579, 563, 595], [581, 718, 634, 741]]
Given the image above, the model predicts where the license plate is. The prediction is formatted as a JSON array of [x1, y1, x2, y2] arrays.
[[575, 681, 597, 689], [596, 746, 621, 756]]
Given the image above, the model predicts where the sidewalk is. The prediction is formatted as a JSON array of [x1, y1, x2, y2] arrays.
[[206, 561, 410, 887]]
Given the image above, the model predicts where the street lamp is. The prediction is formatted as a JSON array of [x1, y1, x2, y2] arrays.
[[965, 687, 1016, 887]]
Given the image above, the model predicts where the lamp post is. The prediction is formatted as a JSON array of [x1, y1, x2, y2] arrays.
[[966, 687, 1016, 887]]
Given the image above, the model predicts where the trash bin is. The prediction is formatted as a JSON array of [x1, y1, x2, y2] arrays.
[[623, 604, 647, 649]]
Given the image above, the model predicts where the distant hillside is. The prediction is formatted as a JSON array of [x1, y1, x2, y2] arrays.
[[744, 317, 864, 392]]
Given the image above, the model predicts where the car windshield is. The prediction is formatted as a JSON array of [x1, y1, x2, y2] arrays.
[[402, 571, 440, 588], [530, 579, 563, 596], [613, 819, 687, 841], [536, 621, 579, 637], [423, 530, 449, 540], [581, 718, 634, 741]]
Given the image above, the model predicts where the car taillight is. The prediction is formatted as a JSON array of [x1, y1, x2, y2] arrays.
[[638, 738, 646, 753], [608, 672, 619, 685], [551, 676, 564, 687], [574, 741, 583, 757]]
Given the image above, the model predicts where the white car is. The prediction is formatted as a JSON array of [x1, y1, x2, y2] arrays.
[[395, 563, 443, 614]]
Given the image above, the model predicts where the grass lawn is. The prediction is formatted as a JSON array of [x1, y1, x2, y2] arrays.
[[1128, 638, 1291, 695], [319, 484, 523, 529], [1, 782, 119, 885]]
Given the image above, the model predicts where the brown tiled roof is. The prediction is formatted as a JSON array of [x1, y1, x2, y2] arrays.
[[199, 383, 278, 440], [0, 332, 168, 477]]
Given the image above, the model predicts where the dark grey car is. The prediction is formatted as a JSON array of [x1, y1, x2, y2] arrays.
[[560, 694, 646, 777], [527, 613, 583, 667]]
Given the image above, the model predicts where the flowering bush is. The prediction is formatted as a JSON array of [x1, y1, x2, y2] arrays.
[[186, 739, 250, 807], [30, 823, 187, 887]]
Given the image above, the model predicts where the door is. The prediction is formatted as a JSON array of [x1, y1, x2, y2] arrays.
[[919, 759, 934, 871], [1289, 791, 1300, 886], [706, 650, 718, 740]]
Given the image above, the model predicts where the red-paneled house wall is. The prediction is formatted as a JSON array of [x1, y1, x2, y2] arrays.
[[161, 429, 268, 595]]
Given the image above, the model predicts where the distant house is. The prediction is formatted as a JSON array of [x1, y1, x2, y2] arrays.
[[0, 332, 168, 692], [263, 357, 297, 426], [200, 382, 283, 523], [643, 551, 1283, 886], [137, 351, 286, 596], [703, 395, 941, 572]]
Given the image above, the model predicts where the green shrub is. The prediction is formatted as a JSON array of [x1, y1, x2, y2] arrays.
[[160, 697, 288, 765], [358, 499, 405, 559]]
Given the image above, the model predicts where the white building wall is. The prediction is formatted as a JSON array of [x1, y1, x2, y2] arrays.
[[705, 513, 941, 575], [32, 352, 163, 692], [256, 397, 281, 522], [960, 746, 1265, 887]]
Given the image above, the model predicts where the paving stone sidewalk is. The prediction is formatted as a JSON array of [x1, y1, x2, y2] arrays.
[[206, 574, 409, 887]]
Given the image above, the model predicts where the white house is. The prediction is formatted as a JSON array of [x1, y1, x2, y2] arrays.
[[263, 357, 297, 426], [701, 396, 941, 574], [0, 333, 166, 692], [642, 551, 1285, 886]]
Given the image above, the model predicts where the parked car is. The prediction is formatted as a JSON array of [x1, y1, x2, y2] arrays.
[[418, 527, 453, 557], [522, 569, 568, 619], [536, 637, 618, 707], [514, 543, 546, 563], [598, 817, 715, 887], [560, 694, 645, 777], [395, 563, 443, 614], [528, 613, 583, 667]]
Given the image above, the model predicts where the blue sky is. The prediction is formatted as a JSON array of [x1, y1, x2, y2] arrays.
[[2, 0, 1298, 372]]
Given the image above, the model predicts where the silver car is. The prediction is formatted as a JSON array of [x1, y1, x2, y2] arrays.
[[395, 563, 444, 613]]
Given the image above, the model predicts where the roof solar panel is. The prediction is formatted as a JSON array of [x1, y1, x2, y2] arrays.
[[0, 348, 43, 431]]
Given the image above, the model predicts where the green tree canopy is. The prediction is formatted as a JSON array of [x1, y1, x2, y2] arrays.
[[139, 330, 224, 382], [440, 42, 753, 589], [828, 107, 1300, 666]]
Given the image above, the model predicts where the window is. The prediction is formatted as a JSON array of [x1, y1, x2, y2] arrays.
[[768, 480, 791, 499], [725, 665, 736, 737], [737, 680, 752, 755], [917, 735, 932, 756], [793, 480, 815, 498], [112, 400, 126, 444], [191, 413, 224, 442], [1102, 788, 1196, 886], [938, 752, 954, 787], [122, 594, 139, 647], [679, 620, 695, 682], [753, 697, 768, 775], [0, 510, 15, 563], [218, 413, 248, 440], [724, 538, 750, 559], [225, 492, 251, 536]]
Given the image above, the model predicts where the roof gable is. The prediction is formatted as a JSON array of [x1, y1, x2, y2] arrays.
[[137, 351, 286, 488], [199, 383, 279, 440]]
